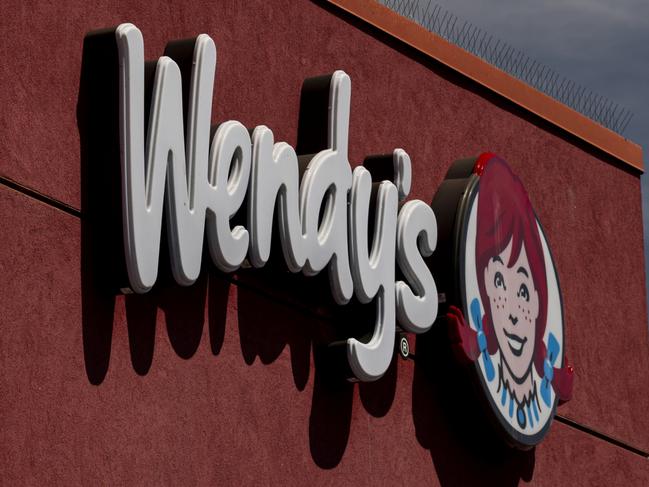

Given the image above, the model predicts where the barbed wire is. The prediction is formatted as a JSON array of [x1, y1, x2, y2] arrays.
[[380, 0, 634, 135]]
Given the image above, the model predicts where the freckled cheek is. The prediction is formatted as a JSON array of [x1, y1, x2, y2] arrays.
[[491, 292, 506, 309]]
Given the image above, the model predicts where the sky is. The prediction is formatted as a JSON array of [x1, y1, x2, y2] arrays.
[[407, 0, 649, 320], [425, 0, 649, 153]]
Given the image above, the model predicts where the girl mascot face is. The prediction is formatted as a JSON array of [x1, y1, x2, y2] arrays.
[[476, 157, 548, 387], [443, 153, 573, 448]]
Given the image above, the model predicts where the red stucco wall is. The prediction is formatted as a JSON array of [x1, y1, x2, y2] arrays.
[[2, 0, 648, 484]]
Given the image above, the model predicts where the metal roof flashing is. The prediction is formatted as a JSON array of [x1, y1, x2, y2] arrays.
[[326, 0, 644, 172]]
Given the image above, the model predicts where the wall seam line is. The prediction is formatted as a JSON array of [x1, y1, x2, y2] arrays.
[[554, 415, 649, 458], [0, 175, 81, 218]]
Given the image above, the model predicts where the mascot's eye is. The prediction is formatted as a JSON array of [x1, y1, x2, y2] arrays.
[[494, 272, 505, 290], [518, 284, 529, 302]]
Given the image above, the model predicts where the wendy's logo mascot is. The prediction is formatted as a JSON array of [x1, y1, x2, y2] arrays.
[[435, 153, 573, 448]]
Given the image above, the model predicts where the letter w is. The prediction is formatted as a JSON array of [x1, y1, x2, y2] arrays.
[[115, 24, 215, 293]]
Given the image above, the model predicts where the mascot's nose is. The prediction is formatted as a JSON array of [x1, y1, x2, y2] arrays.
[[508, 314, 518, 326]]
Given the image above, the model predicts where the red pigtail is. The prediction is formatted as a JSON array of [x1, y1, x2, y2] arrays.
[[447, 305, 480, 363], [553, 357, 574, 405], [535, 340, 574, 405]]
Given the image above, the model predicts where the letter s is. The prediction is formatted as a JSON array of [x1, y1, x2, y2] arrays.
[[396, 201, 438, 333]]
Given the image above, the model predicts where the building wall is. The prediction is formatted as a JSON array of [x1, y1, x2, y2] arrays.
[[1, 0, 648, 484]]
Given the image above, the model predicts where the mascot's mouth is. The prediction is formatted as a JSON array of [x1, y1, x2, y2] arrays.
[[504, 330, 527, 357]]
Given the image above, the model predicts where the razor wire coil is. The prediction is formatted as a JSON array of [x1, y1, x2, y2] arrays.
[[380, 0, 633, 135]]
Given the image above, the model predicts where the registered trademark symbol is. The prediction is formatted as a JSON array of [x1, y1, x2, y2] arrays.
[[399, 336, 410, 360]]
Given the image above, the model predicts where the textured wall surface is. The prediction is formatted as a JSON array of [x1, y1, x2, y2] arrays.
[[1, 0, 648, 485]]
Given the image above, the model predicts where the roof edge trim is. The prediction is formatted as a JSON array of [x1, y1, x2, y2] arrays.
[[326, 0, 643, 172]]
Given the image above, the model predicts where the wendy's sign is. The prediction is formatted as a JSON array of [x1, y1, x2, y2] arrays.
[[434, 154, 574, 448], [115, 23, 438, 383], [110, 23, 572, 448]]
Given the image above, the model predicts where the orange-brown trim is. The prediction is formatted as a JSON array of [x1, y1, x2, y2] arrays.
[[327, 0, 644, 172]]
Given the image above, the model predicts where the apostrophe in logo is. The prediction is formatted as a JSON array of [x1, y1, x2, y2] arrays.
[[431, 153, 574, 449]]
